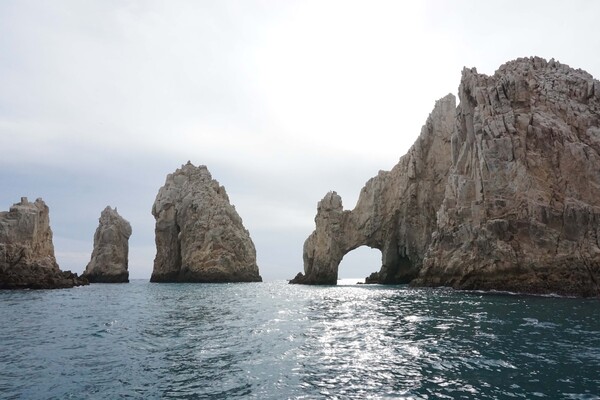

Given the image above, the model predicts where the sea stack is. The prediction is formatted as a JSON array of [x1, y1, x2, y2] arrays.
[[0, 197, 88, 289], [292, 57, 600, 297], [82, 206, 132, 283], [150, 162, 262, 283]]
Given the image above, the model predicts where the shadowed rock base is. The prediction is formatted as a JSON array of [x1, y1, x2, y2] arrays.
[[0, 266, 88, 289], [84, 271, 129, 284], [151, 270, 261, 283]]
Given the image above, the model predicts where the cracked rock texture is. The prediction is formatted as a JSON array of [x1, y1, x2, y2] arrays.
[[82, 206, 132, 283], [151, 162, 262, 283], [293, 57, 600, 297], [0, 197, 88, 289], [415, 57, 600, 297]]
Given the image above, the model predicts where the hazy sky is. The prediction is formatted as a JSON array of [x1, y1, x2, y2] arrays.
[[1, 0, 599, 280]]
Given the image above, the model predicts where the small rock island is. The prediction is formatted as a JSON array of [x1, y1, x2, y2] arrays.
[[0, 197, 88, 289], [150, 162, 262, 283], [82, 206, 132, 283], [292, 57, 600, 297]]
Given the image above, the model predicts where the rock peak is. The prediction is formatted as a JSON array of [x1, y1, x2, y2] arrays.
[[82, 207, 132, 283], [151, 163, 261, 283]]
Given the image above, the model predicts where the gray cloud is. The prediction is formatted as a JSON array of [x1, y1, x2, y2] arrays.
[[1, 0, 599, 281]]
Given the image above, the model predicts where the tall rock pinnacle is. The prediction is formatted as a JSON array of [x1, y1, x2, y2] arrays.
[[151, 162, 262, 283], [82, 206, 132, 283]]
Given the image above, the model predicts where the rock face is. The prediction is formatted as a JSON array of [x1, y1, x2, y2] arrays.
[[293, 57, 600, 297], [82, 207, 132, 283], [151, 162, 262, 283], [415, 57, 600, 297], [291, 94, 456, 285], [0, 197, 88, 289]]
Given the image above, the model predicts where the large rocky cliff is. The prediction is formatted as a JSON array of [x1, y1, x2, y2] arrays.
[[151, 162, 262, 283], [415, 58, 600, 296], [292, 57, 600, 297], [82, 206, 132, 283], [0, 197, 88, 289]]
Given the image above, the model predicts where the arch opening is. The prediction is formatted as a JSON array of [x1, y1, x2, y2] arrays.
[[337, 245, 382, 284]]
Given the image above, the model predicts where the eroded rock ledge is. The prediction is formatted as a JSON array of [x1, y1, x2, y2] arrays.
[[292, 57, 600, 297], [0, 197, 88, 289], [82, 206, 132, 283], [151, 162, 262, 283]]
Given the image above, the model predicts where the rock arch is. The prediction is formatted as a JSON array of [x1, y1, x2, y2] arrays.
[[291, 94, 456, 285], [337, 245, 382, 280]]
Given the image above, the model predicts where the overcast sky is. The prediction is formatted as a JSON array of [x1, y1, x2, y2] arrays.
[[1, 0, 599, 281]]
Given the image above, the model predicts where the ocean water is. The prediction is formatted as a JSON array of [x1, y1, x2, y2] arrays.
[[0, 280, 598, 399]]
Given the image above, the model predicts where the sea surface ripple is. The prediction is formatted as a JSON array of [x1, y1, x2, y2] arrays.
[[0, 280, 598, 399]]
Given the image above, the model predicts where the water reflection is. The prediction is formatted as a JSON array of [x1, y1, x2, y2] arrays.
[[0, 282, 598, 399], [293, 285, 600, 399]]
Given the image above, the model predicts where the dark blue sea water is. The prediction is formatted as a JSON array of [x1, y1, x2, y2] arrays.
[[0, 280, 598, 399]]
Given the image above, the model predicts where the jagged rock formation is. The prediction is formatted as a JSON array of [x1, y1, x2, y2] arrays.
[[291, 94, 456, 285], [82, 206, 132, 283], [0, 197, 88, 289], [151, 162, 262, 283], [415, 57, 600, 297], [293, 57, 600, 297]]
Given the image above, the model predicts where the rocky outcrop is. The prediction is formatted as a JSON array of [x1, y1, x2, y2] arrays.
[[151, 162, 262, 283], [291, 94, 455, 284], [82, 206, 132, 283], [0, 197, 88, 289], [293, 57, 600, 297], [415, 57, 600, 297]]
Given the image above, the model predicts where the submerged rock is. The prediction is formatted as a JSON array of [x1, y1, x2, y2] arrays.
[[293, 57, 600, 297], [151, 162, 262, 283], [82, 206, 132, 283], [0, 197, 88, 289]]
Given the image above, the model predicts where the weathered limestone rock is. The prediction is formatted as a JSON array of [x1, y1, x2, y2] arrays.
[[415, 57, 600, 297], [0, 197, 88, 289], [291, 94, 456, 284], [151, 162, 262, 283], [82, 206, 132, 283], [293, 57, 600, 297]]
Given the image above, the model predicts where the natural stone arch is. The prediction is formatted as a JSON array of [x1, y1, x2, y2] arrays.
[[294, 191, 423, 285], [290, 94, 456, 285], [337, 245, 382, 280]]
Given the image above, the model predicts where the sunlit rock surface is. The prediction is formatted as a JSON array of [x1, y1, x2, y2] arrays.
[[151, 162, 262, 283], [0, 197, 88, 289], [293, 57, 600, 297], [82, 206, 131, 283]]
